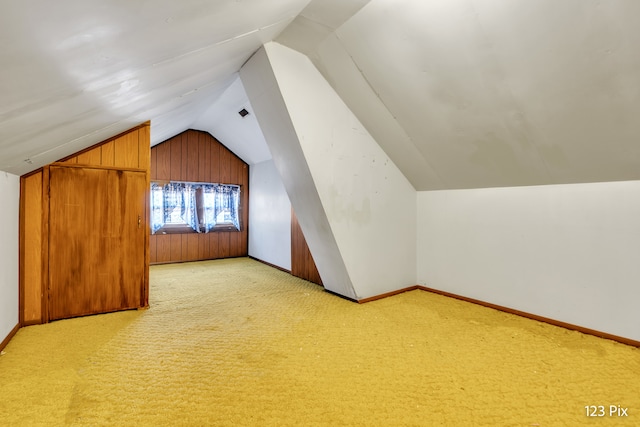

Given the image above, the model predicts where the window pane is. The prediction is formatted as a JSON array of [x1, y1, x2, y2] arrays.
[[151, 181, 241, 234], [151, 184, 164, 234]]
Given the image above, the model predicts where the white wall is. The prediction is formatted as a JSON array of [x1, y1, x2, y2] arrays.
[[243, 42, 417, 300], [248, 159, 292, 271], [241, 44, 357, 299], [417, 181, 640, 341], [0, 172, 20, 345]]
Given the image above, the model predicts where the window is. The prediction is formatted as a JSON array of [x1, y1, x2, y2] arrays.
[[151, 181, 241, 234]]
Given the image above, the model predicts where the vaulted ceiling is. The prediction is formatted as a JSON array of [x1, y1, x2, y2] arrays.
[[2, 0, 639, 190], [0, 0, 314, 174]]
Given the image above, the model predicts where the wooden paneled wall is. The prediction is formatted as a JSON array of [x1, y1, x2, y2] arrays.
[[20, 172, 46, 324], [291, 209, 323, 286], [20, 123, 150, 325], [60, 125, 150, 170], [149, 130, 249, 264]]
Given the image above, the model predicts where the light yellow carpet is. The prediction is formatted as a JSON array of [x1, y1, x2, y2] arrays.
[[1, 258, 638, 426]]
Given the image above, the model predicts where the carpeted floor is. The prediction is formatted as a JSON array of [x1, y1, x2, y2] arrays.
[[1, 257, 638, 426]]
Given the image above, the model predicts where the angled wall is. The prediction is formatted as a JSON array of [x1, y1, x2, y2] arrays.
[[417, 181, 640, 342], [241, 42, 416, 299], [0, 172, 20, 348]]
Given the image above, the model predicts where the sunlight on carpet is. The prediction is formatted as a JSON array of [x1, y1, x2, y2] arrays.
[[1, 258, 638, 426]]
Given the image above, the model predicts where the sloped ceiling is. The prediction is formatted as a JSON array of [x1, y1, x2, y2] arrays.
[[191, 77, 272, 165], [2, 0, 639, 190], [0, 0, 311, 175], [192, 0, 372, 166], [279, 0, 640, 190]]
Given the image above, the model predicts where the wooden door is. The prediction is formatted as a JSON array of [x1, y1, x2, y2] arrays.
[[48, 166, 147, 320], [291, 208, 323, 286]]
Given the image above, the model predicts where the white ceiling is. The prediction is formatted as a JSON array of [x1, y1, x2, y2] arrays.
[[0, 0, 312, 174], [192, 76, 272, 165], [305, 0, 640, 189], [2, 0, 639, 190]]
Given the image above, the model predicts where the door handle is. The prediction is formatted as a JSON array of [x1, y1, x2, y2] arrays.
[[138, 215, 141, 228]]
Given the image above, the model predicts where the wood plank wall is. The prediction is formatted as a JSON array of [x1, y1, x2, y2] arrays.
[[60, 124, 150, 171], [291, 209, 323, 286], [149, 130, 249, 264], [20, 172, 45, 325], [20, 123, 150, 325]]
